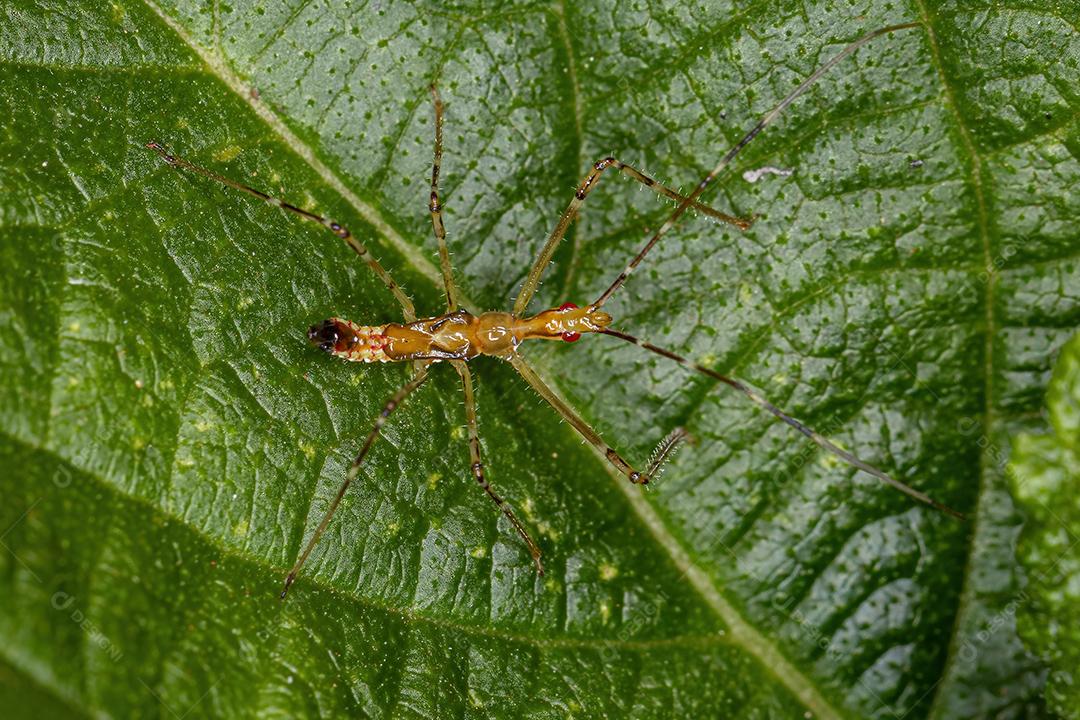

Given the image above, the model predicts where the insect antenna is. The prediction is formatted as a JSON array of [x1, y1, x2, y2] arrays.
[[599, 328, 964, 519], [591, 22, 920, 309]]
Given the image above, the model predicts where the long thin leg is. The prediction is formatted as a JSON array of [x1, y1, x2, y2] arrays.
[[507, 353, 647, 484], [281, 365, 431, 598], [452, 361, 543, 574], [512, 157, 755, 315], [599, 327, 963, 519], [145, 141, 417, 322], [591, 23, 920, 309], [428, 85, 459, 311]]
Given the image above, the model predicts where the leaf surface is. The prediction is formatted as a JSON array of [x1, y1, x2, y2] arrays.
[[2, 1, 1079, 717]]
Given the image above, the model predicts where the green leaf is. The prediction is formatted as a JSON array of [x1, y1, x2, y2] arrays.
[[2, 0, 1078, 717], [1011, 332, 1080, 719]]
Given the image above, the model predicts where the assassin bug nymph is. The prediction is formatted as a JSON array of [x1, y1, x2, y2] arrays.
[[146, 22, 962, 599]]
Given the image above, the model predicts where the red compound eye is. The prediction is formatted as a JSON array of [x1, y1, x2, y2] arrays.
[[558, 302, 578, 311]]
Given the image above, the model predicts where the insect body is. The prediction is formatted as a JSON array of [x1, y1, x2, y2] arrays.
[[308, 304, 612, 362], [146, 22, 961, 600]]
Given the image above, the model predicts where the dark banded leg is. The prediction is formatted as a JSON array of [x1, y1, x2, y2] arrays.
[[512, 157, 755, 315], [599, 327, 964, 519], [452, 361, 543, 574], [281, 365, 430, 598], [507, 353, 655, 484], [145, 141, 417, 322], [591, 23, 921, 309], [428, 85, 459, 311]]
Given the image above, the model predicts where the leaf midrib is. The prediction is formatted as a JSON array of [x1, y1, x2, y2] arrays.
[[912, 3, 996, 718], [137, 1, 849, 718]]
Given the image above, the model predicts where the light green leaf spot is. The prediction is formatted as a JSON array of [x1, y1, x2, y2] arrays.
[[1011, 332, 1080, 720]]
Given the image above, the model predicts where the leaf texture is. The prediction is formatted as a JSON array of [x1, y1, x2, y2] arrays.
[[2, 1, 1079, 717]]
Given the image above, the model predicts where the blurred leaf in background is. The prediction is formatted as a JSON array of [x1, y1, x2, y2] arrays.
[[1, 0, 1079, 718], [1012, 331, 1080, 720]]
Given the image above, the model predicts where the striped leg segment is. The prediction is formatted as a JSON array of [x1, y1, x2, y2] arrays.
[[281, 366, 431, 598], [452, 361, 543, 574], [591, 23, 921, 310], [599, 328, 964, 519], [512, 156, 755, 316], [428, 85, 459, 311], [145, 141, 417, 322]]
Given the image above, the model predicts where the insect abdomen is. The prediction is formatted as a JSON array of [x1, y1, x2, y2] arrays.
[[309, 318, 391, 362], [339, 322, 392, 363]]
